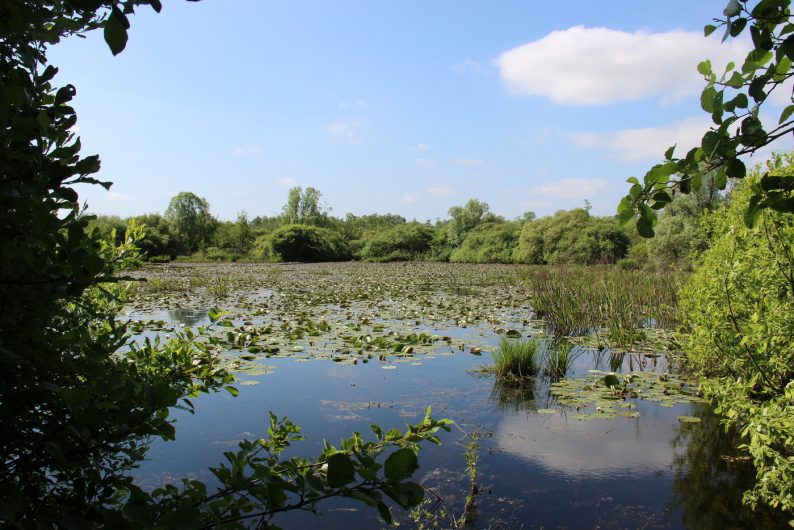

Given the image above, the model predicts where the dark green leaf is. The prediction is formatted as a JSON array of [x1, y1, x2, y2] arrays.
[[779, 105, 794, 124], [384, 448, 418, 481], [704, 24, 718, 37], [326, 453, 356, 488], [726, 158, 746, 179], [745, 193, 762, 227], [103, 10, 129, 56], [377, 501, 392, 524]]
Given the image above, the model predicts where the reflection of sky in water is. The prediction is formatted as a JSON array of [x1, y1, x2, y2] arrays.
[[493, 402, 686, 479]]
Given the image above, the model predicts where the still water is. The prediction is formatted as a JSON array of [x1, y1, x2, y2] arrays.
[[127, 306, 783, 529]]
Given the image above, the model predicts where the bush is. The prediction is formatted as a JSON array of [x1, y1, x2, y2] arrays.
[[360, 223, 434, 262], [678, 155, 794, 515], [514, 209, 630, 265], [269, 224, 351, 262], [450, 222, 519, 263]]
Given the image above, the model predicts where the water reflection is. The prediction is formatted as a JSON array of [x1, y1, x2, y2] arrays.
[[671, 403, 791, 529], [167, 308, 209, 327]]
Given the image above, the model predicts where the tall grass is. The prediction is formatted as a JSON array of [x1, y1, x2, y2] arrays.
[[544, 340, 580, 380], [520, 266, 681, 346], [492, 337, 540, 379]]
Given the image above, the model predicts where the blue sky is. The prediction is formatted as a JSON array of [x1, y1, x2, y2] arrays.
[[47, 0, 787, 222]]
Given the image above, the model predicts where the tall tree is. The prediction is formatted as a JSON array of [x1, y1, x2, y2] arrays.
[[280, 186, 329, 226], [164, 191, 216, 252], [447, 199, 490, 247]]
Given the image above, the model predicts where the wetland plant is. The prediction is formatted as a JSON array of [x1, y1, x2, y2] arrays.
[[493, 337, 540, 379], [544, 340, 580, 380]]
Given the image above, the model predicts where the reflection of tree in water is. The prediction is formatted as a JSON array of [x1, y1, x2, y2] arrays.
[[671, 402, 791, 529], [167, 308, 208, 328]]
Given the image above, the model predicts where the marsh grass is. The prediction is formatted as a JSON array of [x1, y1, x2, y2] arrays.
[[544, 340, 581, 380], [522, 266, 681, 347], [492, 337, 540, 379]]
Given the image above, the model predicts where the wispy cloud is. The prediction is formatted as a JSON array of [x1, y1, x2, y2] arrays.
[[569, 116, 710, 162], [232, 146, 262, 156], [327, 120, 361, 143], [276, 177, 297, 187], [402, 192, 420, 203], [108, 191, 131, 201], [416, 143, 431, 151], [531, 178, 609, 199], [426, 186, 456, 196], [495, 26, 748, 105], [454, 158, 484, 166], [337, 98, 368, 110], [450, 59, 483, 74], [416, 158, 435, 170]]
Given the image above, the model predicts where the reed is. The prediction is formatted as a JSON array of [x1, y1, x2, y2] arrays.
[[492, 337, 540, 379]]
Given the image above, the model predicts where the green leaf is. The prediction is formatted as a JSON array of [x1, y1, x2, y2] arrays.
[[779, 105, 794, 124], [326, 453, 356, 488], [224, 386, 239, 397], [384, 447, 418, 481], [701, 86, 717, 112], [726, 158, 746, 179], [697, 59, 713, 76], [744, 193, 762, 228], [103, 10, 129, 56], [383, 482, 425, 509], [664, 144, 676, 160], [617, 196, 635, 225], [603, 374, 620, 387], [704, 24, 718, 37], [376, 501, 392, 524]]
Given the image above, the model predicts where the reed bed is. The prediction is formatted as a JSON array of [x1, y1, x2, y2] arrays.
[[520, 266, 682, 346]]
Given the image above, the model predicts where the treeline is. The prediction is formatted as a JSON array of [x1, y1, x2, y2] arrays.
[[90, 184, 718, 269]]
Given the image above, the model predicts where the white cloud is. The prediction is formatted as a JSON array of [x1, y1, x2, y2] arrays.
[[531, 178, 609, 199], [570, 116, 711, 161], [450, 59, 483, 74], [416, 143, 431, 151], [338, 98, 368, 110], [426, 186, 456, 196], [495, 26, 749, 105], [401, 192, 420, 203], [232, 146, 262, 156], [108, 191, 130, 201], [327, 120, 361, 143], [454, 158, 484, 166], [276, 177, 296, 187]]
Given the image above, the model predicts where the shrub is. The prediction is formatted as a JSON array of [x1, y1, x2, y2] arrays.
[[450, 222, 519, 263], [360, 223, 434, 262], [269, 224, 351, 262], [678, 155, 794, 515]]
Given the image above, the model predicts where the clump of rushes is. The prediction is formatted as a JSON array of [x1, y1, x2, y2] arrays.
[[493, 337, 540, 379], [545, 340, 576, 380]]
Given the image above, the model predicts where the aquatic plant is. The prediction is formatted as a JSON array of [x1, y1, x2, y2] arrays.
[[492, 337, 540, 379], [544, 340, 580, 380]]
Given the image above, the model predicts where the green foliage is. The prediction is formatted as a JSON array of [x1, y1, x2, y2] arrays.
[[269, 224, 351, 262], [449, 221, 520, 263], [514, 209, 630, 265], [620, 0, 794, 235], [447, 199, 490, 247], [359, 223, 434, 262], [280, 186, 330, 226], [164, 191, 217, 253], [129, 213, 178, 260], [492, 337, 540, 379], [0, 3, 450, 527], [679, 158, 794, 516]]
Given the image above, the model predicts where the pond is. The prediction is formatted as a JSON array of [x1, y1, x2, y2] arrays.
[[123, 262, 787, 529]]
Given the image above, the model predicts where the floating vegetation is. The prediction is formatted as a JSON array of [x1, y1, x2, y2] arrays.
[[549, 371, 705, 420]]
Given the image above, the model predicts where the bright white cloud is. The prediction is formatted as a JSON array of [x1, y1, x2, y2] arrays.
[[426, 186, 456, 196], [402, 192, 420, 203], [495, 26, 749, 105], [327, 120, 361, 143], [450, 59, 483, 74], [569, 116, 711, 161], [276, 177, 296, 187], [454, 158, 484, 166], [531, 178, 608, 199]]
